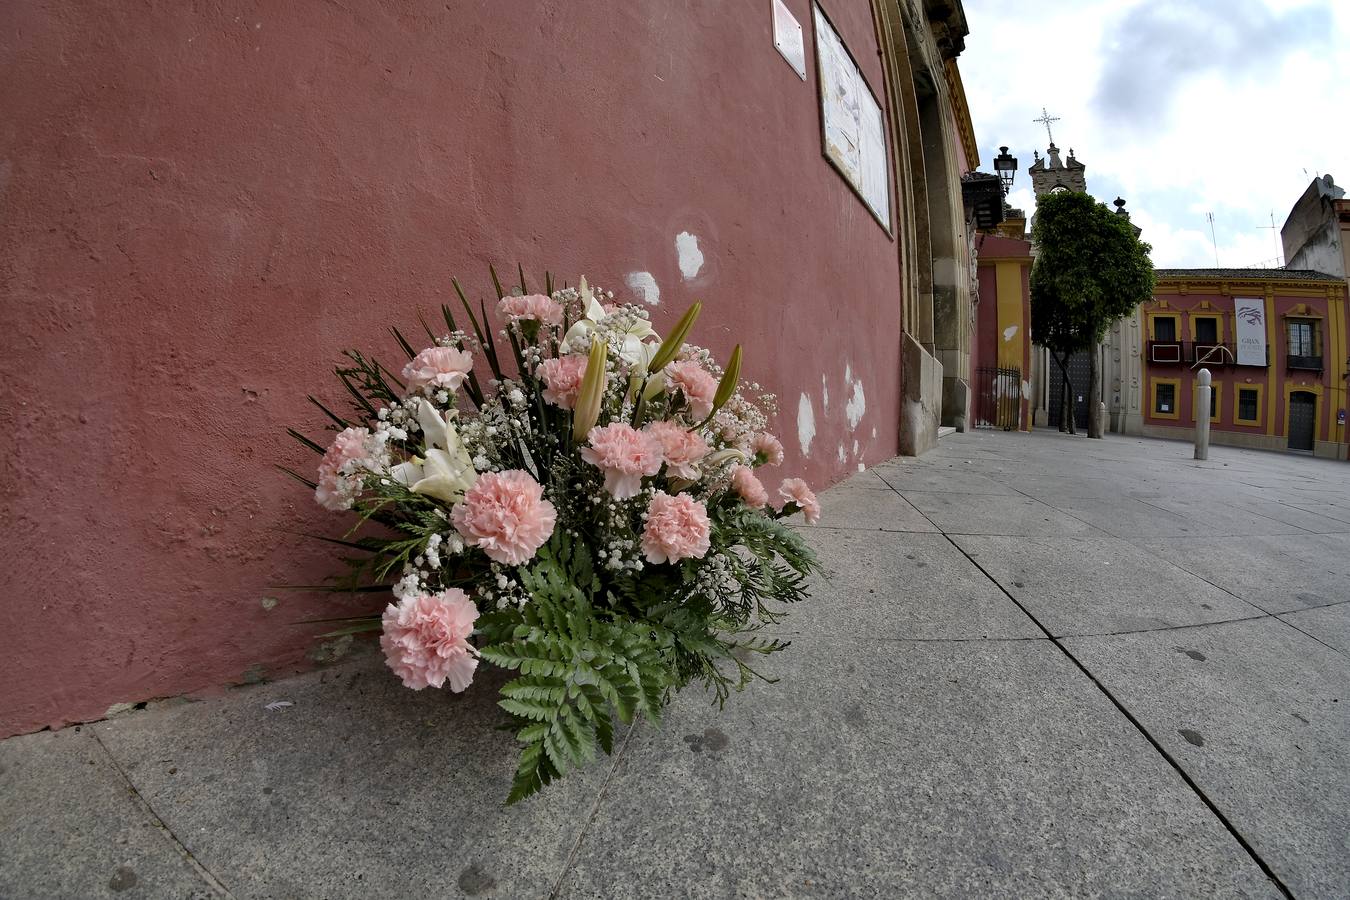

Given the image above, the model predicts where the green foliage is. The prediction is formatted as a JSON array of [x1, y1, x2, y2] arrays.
[[476, 535, 669, 804], [477, 520, 819, 805], [1030, 192, 1155, 356]]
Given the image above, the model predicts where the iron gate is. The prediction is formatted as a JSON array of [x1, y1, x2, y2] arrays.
[[974, 366, 1022, 430], [1048, 350, 1091, 429]]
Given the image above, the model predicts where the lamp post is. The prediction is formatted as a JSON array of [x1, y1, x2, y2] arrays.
[[994, 146, 1018, 196]]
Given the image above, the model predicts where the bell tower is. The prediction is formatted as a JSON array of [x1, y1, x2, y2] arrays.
[[1025, 109, 1087, 196], [1028, 143, 1087, 196]]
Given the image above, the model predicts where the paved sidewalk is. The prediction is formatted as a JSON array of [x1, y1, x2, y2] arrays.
[[4, 430, 1349, 898]]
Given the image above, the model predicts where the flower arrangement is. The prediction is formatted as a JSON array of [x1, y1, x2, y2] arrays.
[[285, 270, 820, 802]]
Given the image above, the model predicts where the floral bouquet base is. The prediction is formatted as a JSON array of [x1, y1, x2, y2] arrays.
[[286, 270, 820, 803]]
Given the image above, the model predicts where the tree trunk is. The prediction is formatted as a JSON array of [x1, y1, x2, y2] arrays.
[[1088, 341, 1103, 439], [1058, 376, 1068, 432]]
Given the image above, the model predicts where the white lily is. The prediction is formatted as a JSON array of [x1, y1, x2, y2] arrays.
[[563, 277, 660, 365], [392, 399, 477, 504]]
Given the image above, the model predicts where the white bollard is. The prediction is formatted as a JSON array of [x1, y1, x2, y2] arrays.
[[1195, 368, 1212, 460]]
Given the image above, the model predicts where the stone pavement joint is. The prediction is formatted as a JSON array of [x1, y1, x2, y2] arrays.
[[88, 729, 235, 899], [939, 526, 1296, 899]]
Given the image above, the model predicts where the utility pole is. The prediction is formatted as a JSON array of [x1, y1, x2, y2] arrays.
[[1259, 212, 1282, 267]]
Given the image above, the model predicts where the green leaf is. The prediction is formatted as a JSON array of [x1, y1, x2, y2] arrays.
[[318, 621, 383, 638], [389, 326, 417, 360], [276, 465, 318, 490], [287, 428, 327, 455]]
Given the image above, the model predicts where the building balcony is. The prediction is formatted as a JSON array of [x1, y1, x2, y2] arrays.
[[1286, 355, 1324, 372], [1147, 341, 1270, 368]]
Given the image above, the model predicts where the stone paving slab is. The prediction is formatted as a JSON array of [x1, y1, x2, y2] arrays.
[[1125, 497, 1310, 537], [1282, 497, 1350, 526], [558, 636, 1279, 899], [952, 534, 1264, 637], [794, 529, 1042, 641], [90, 655, 610, 899], [1044, 497, 1207, 538], [1279, 603, 1350, 657], [1133, 533, 1350, 616], [1063, 618, 1350, 899], [812, 481, 939, 533], [1223, 496, 1350, 534], [900, 492, 1093, 536], [871, 462, 1019, 496], [1006, 473, 1133, 501], [0, 729, 212, 899], [3, 428, 1347, 899]]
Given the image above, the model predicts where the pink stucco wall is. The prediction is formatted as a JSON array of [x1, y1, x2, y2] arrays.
[[0, 1, 906, 736]]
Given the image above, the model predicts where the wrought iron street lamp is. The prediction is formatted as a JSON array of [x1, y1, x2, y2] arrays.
[[994, 146, 1018, 195]]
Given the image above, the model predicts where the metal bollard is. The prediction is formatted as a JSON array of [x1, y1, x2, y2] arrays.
[[1195, 368, 1211, 460]]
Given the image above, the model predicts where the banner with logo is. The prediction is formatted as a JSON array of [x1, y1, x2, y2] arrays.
[[1233, 297, 1267, 367]]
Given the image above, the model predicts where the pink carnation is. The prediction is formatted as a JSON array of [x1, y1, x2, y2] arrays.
[[497, 293, 563, 327], [315, 426, 379, 511], [641, 491, 712, 564], [380, 589, 479, 691], [730, 464, 769, 508], [665, 360, 718, 419], [752, 432, 785, 467], [452, 470, 557, 565], [644, 420, 709, 480], [402, 346, 474, 394], [579, 423, 663, 499], [778, 477, 821, 525], [536, 355, 589, 409]]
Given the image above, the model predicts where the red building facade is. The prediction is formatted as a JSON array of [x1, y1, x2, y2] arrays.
[[1141, 270, 1349, 458], [0, 2, 986, 737]]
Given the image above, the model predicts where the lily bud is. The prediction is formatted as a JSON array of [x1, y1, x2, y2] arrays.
[[703, 448, 747, 469], [712, 344, 742, 412], [641, 371, 667, 402], [572, 337, 609, 441], [646, 301, 702, 374]]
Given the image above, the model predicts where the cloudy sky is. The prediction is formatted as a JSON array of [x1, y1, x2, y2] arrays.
[[960, 0, 1349, 269]]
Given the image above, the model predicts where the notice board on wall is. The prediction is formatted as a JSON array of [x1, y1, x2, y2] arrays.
[[812, 3, 891, 232]]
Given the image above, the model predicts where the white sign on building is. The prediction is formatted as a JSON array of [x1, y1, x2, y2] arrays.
[[813, 4, 891, 231], [1233, 297, 1268, 367], [772, 0, 807, 80]]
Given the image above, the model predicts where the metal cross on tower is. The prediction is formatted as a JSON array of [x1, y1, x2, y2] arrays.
[[1033, 107, 1060, 146]]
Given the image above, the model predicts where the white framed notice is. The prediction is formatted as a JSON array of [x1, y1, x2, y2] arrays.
[[812, 3, 891, 232], [772, 0, 807, 80]]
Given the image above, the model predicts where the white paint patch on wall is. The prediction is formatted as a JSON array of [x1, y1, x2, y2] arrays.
[[626, 271, 660, 306], [837, 444, 847, 463], [852, 440, 859, 456], [821, 374, 830, 412], [796, 393, 815, 456], [845, 380, 866, 429], [675, 232, 704, 280], [1003, 324, 1018, 342], [1022, 379, 1032, 399]]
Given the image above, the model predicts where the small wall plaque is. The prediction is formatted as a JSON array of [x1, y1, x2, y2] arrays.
[[772, 0, 807, 80]]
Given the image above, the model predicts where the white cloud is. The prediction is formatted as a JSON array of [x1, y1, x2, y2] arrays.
[[960, 0, 1349, 269]]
